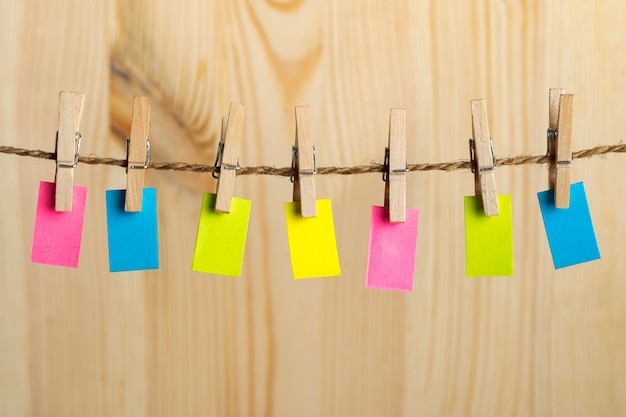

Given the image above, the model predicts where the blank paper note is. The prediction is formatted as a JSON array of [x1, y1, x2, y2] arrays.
[[31, 181, 87, 268], [537, 182, 600, 269], [192, 192, 251, 277], [284, 199, 341, 279], [106, 188, 159, 272], [366, 206, 419, 291], [464, 195, 514, 277]]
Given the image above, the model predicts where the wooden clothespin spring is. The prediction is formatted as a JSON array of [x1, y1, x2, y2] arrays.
[[291, 144, 317, 178], [55, 132, 81, 212], [124, 137, 150, 212], [126, 138, 150, 170], [291, 144, 318, 215], [212, 140, 241, 180], [468, 137, 498, 216], [468, 138, 497, 175], [55, 133, 81, 168]]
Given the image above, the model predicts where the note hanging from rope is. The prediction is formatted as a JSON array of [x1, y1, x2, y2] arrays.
[[105, 188, 159, 272], [464, 195, 514, 277], [192, 192, 251, 277], [365, 206, 419, 291], [537, 182, 600, 269], [284, 199, 341, 279], [31, 181, 87, 268]]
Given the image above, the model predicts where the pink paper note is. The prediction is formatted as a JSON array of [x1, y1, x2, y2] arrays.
[[31, 181, 87, 268], [366, 205, 419, 291]]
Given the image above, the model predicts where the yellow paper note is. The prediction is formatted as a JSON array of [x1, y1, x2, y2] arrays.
[[284, 199, 341, 279], [192, 192, 251, 277], [464, 195, 514, 277]]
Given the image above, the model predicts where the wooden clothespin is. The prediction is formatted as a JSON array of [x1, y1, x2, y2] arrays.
[[292, 106, 317, 218], [383, 108, 407, 223], [548, 89, 574, 208], [469, 99, 499, 216], [55, 91, 85, 212], [125, 96, 151, 213], [214, 102, 245, 213]]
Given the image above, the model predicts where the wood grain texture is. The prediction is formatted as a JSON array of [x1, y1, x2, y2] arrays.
[[1, 1, 625, 417]]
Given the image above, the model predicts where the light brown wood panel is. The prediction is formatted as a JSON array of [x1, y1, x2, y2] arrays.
[[0, 1, 625, 416]]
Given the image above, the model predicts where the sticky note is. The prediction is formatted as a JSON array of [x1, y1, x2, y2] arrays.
[[464, 195, 514, 277], [537, 182, 600, 269], [106, 188, 159, 272], [365, 206, 419, 291], [31, 181, 87, 268], [191, 192, 251, 277], [284, 199, 341, 279]]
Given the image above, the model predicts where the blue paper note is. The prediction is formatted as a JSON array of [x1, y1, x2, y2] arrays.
[[106, 188, 160, 272], [537, 182, 600, 269]]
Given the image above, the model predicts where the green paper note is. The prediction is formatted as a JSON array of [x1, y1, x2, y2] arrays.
[[464, 195, 514, 277], [192, 192, 251, 277], [284, 199, 341, 279]]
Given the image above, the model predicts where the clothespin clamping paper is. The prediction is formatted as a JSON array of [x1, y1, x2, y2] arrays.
[[469, 99, 499, 217], [383, 108, 408, 223], [125, 97, 151, 213], [213, 102, 245, 213], [537, 89, 600, 269], [291, 105, 317, 218], [547, 88, 574, 208], [105, 96, 159, 272], [55, 91, 85, 212], [31, 91, 88, 268], [190, 102, 250, 277], [464, 99, 514, 277], [284, 105, 341, 279], [364, 107, 419, 291]]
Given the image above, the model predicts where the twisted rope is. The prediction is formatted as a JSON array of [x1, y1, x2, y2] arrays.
[[1, 143, 625, 177]]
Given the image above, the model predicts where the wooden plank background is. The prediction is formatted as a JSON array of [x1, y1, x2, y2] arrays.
[[1, 1, 625, 416]]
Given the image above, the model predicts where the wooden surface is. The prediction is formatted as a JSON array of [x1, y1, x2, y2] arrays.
[[1, 1, 625, 416]]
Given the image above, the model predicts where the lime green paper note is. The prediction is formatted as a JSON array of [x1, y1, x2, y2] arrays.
[[464, 195, 514, 277], [192, 192, 251, 277], [284, 199, 341, 279]]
